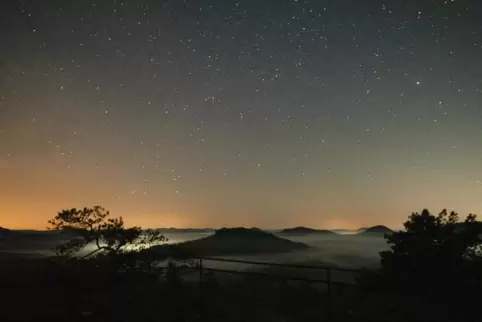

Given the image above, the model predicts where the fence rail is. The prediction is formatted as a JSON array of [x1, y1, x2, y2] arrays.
[[194, 257, 363, 288], [190, 257, 364, 321], [197, 256, 361, 273], [200, 267, 355, 286]]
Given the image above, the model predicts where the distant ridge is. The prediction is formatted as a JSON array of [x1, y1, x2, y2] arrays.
[[0, 229, 74, 238], [0, 227, 10, 240], [360, 225, 393, 235], [279, 227, 336, 236], [153, 227, 309, 257], [154, 228, 214, 233]]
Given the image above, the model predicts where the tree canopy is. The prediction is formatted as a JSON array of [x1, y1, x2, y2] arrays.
[[380, 209, 482, 291], [48, 206, 166, 259]]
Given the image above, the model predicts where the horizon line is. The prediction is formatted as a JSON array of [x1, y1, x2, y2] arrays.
[[1, 225, 396, 232]]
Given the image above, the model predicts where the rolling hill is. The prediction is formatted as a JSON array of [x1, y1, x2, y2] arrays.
[[154, 228, 214, 233], [360, 225, 393, 236], [279, 227, 336, 236], [153, 227, 310, 257]]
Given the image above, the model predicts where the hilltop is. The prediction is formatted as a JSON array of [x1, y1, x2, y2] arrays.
[[360, 225, 393, 235], [279, 227, 336, 236], [0, 227, 10, 240], [154, 228, 214, 233], [153, 227, 309, 257], [0, 226, 10, 233]]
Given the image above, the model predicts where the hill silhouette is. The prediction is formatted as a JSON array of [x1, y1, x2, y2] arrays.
[[0, 227, 10, 233], [0, 229, 75, 240], [360, 225, 393, 235], [155, 228, 214, 233], [153, 227, 310, 257], [279, 227, 336, 236], [0, 227, 9, 240], [0, 229, 77, 255]]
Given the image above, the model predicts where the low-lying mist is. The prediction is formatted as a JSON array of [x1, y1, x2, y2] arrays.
[[1, 231, 389, 271], [160, 231, 389, 272]]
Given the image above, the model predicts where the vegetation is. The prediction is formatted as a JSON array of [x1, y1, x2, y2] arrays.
[[353, 209, 482, 321], [48, 206, 167, 258], [2, 206, 482, 321], [379, 209, 482, 291]]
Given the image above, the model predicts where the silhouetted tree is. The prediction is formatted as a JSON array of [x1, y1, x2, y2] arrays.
[[380, 209, 482, 292], [48, 206, 167, 259]]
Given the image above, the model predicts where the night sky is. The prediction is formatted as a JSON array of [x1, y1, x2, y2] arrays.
[[2, 0, 482, 230]]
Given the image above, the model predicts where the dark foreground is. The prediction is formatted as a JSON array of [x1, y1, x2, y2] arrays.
[[1, 254, 480, 322]]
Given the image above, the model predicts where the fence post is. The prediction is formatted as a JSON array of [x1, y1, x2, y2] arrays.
[[327, 267, 332, 321], [199, 258, 203, 289]]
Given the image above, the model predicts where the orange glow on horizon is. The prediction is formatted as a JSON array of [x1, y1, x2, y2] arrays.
[[1, 203, 399, 231]]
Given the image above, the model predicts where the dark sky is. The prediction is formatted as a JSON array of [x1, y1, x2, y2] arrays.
[[1, 0, 482, 229]]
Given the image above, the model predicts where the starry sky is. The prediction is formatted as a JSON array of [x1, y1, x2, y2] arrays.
[[1, 0, 482, 230]]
